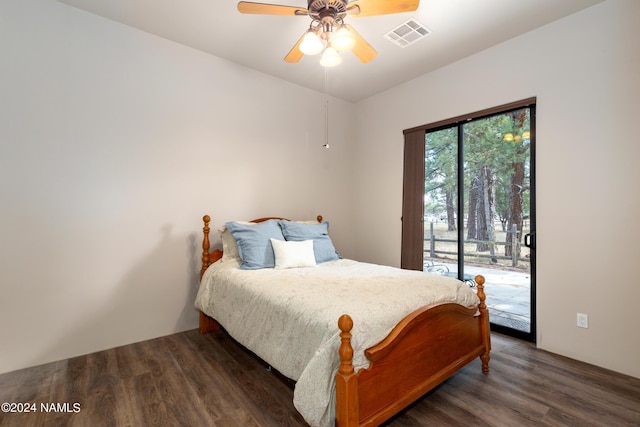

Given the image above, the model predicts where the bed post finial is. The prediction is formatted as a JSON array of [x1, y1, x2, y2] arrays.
[[336, 315, 359, 426], [201, 215, 211, 280], [475, 275, 491, 373], [317, 215, 323, 223], [338, 315, 354, 375], [475, 275, 486, 305]]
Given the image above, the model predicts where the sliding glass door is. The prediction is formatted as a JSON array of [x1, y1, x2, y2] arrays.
[[406, 100, 536, 341]]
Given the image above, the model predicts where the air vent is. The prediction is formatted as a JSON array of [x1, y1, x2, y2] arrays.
[[384, 18, 431, 48]]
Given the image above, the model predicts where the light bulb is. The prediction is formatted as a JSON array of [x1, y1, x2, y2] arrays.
[[333, 25, 355, 51], [299, 30, 324, 56], [320, 45, 342, 67]]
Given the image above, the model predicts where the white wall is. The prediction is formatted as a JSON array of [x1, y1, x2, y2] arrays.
[[0, 0, 356, 374], [353, 0, 640, 378]]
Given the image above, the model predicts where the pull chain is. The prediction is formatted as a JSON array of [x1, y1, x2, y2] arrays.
[[323, 67, 330, 148]]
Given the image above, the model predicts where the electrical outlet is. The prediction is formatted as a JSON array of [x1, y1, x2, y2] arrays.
[[577, 313, 589, 328]]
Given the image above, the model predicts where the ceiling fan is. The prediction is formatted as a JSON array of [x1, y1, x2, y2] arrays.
[[237, 0, 420, 66]]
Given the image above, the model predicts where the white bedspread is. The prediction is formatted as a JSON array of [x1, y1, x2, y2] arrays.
[[195, 258, 479, 427]]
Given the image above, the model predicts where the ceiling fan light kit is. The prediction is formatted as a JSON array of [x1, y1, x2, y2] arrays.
[[237, 0, 420, 66], [319, 45, 342, 67], [297, 19, 354, 66], [300, 29, 325, 55], [333, 25, 356, 51]]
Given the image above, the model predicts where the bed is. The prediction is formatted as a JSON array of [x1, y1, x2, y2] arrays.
[[196, 214, 491, 427]]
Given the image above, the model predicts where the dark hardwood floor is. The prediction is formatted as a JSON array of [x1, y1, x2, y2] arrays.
[[1, 330, 639, 426]]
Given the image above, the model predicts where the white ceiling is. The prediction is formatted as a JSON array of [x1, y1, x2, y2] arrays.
[[58, 0, 603, 102]]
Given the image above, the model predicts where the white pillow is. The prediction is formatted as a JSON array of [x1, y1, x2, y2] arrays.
[[270, 238, 316, 269]]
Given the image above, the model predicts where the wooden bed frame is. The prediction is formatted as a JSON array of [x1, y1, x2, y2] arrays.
[[198, 215, 491, 427]]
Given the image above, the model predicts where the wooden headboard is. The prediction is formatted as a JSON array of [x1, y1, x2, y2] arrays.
[[200, 214, 323, 280]]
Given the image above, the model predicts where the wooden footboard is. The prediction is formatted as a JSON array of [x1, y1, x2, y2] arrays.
[[336, 275, 491, 427]]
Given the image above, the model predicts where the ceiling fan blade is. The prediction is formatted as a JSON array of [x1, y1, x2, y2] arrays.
[[284, 31, 306, 63], [346, 25, 377, 63], [237, 1, 308, 16], [347, 0, 419, 17]]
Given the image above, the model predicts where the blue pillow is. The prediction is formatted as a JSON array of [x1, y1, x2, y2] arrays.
[[278, 221, 340, 264], [225, 220, 285, 270]]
